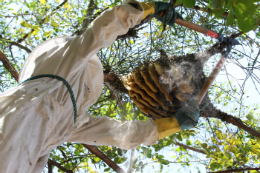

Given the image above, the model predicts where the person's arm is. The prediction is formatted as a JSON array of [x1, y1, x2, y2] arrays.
[[69, 100, 203, 149], [70, 0, 144, 59], [20, 0, 146, 80], [68, 114, 158, 150]]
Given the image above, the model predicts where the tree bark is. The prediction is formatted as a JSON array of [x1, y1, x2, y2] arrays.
[[0, 50, 19, 81], [48, 159, 73, 173], [48, 161, 53, 173], [82, 144, 126, 173], [10, 42, 32, 53], [105, 82, 124, 109], [201, 103, 260, 138]]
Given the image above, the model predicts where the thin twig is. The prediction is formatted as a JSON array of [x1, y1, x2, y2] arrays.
[[173, 141, 206, 155], [48, 159, 73, 173]]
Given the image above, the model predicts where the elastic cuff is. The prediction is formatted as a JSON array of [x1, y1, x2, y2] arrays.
[[154, 117, 181, 139], [140, 2, 155, 19]]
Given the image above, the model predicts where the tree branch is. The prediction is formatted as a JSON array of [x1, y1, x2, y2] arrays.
[[105, 82, 124, 109], [127, 149, 135, 173], [10, 42, 32, 53], [208, 167, 260, 173], [73, 1, 109, 36], [116, 17, 151, 40], [0, 36, 32, 53], [48, 160, 53, 173], [201, 103, 260, 138], [0, 50, 19, 81], [48, 159, 73, 173], [82, 144, 125, 173], [173, 142, 206, 155], [77, 0, 96, 35], [57, 146, 68, 160]]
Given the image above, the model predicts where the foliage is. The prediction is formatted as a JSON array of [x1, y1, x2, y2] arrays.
[[1, 0, 260, 172]]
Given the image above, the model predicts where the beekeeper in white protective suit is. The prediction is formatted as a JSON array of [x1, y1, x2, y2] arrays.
[[0, 1, 201, 172]]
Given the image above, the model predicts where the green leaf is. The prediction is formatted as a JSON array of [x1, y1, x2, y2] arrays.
[[104, 167, 110, 172], [186, 140, 192, 145], [32, 25, 40, 32], [165, 139, 173, 146], [201, 143, 207, 150], [20, 21, 30, 28], [147, 151, 152, 158], [224, 145, 229, 152], [246, 113, 254, 121], [54, 17, 60, 23], [213, 8, 225, 18], [230, 147, 238, 154], [92, 157, 101, 163], [121, 157, 127, 163], [51, 20, 59, 27], [183, 0, 195, 8], [212, 0, 220, 9], [210, 162, 221, 169], [177, 135, 183, 141], [129, 40, 134, 44], [226, 8, 234, 26], [44, 31, 52, 37], [175, 0, 183, 5], [75, 151, 80, 156], [64, 163, 72, 169], [39, 0, 46, 5], [237, 17, 255, 32], [226, 0, 232, 8], [233, 0, 255, 19], [243, 157, 250, 163], [117, 148, 122, 156], [64, 2, 69, 8], [160, 159, 169, 165], [211, 137, 218, 144], [216, 130, 223, 140]]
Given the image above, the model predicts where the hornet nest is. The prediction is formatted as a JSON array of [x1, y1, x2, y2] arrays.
[[107, 43, 226, 119]]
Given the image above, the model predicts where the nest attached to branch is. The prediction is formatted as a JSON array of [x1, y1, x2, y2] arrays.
[[106, 43, 226, 119], [122, 54, 207, 119]]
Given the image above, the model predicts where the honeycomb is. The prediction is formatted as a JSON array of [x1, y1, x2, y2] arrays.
[[122, 57, 204, 119]]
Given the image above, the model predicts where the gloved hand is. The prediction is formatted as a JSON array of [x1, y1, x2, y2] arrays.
[[174, 100, 200, 130], [151, 1, 183, 26], [155, 100, 208, 139], [140, 2, 155, 19], [140, 1, 183, 26]]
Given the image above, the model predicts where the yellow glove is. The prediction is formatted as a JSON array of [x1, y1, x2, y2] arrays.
[[154, 117, 181, 139], [140, 2, 155, 19]]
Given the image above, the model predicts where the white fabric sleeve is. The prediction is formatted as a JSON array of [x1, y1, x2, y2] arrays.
[[68, 115, 159, 150], [19, 0, 144, 81], [66, 0, 144, 61]]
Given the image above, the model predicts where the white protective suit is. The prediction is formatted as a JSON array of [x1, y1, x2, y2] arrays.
[[0, 1, 159, 172]]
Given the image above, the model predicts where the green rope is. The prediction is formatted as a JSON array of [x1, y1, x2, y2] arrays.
[[20, 74, 77, 124]]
